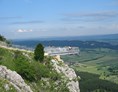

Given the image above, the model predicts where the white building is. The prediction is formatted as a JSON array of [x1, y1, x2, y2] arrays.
[[44, 46, 80, 56]]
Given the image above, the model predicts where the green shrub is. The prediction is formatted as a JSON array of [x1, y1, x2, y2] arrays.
[[50, 71, 61, 81], [32, 62, 50, 80], [14, 57, 36, 81], [0, 35, 6, 42]]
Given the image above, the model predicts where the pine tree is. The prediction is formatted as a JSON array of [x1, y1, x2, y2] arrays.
[[34, 43, 44, 62]]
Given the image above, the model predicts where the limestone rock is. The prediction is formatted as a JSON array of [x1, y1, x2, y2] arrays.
[[4, 84, 10, 91], [51, 59, 80, 92], [0, 65, 33, 92]]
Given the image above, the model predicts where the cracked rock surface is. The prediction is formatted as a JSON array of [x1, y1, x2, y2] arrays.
[[0, 65, 33, 92]]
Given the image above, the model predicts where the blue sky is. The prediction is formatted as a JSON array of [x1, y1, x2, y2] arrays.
[[0, 0, 118, 39]]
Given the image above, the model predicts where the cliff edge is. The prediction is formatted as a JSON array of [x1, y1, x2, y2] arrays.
[[51, 58, 80, 92]]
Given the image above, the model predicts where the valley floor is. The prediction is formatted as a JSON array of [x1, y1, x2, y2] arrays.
[[62, 48, 118, 92]]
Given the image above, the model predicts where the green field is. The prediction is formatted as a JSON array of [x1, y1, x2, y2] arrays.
[[61, 48, 118, 84]]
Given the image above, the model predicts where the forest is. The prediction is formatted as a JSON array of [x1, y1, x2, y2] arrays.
[[76, 71, 118, 92]]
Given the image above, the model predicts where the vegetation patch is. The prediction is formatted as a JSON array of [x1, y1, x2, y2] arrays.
[[0, 78, 17, 92], [0, 46, 69, 92], [76, 71, 118, 92]]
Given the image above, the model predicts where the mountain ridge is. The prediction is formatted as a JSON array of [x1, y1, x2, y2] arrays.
[[12, 33, 118, 41]]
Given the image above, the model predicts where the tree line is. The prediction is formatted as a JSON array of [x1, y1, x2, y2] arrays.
[[75, 71, 118, 92]]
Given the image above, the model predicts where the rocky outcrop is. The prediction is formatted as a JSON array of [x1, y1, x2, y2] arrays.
[[0, 65, 33, 92], [51, 59, 80, 92]]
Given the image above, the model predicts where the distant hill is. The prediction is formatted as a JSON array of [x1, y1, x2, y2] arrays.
[[13, 34, 118, 41], [77, 34, 118, 41], [48, 34, 118, 41], [12, 34, 118, 50], [12, 40, 118, 50]]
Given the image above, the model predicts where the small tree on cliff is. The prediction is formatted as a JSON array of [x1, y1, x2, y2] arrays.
[[0, 35, 6, 41], [34, 43, 44, 62], [0, 34, 11, 45]]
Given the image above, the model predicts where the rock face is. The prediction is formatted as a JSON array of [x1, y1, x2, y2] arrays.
[[0, 65, 33, 92], [51, 59, 80, 92]]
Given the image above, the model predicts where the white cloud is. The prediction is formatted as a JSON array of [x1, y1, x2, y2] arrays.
[[17, 29, 33, 33]]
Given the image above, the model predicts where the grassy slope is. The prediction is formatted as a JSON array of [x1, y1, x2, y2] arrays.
[[0, 46, 33, 70], [0, 47, 69, 92]]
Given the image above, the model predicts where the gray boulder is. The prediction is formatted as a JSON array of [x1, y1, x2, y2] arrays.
[[0, 65, 33, 92]]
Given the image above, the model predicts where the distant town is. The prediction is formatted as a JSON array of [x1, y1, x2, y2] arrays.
[[0, 41, 80, 56]]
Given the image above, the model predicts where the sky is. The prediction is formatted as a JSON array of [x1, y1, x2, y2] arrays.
[[0, 0, 118, 39]]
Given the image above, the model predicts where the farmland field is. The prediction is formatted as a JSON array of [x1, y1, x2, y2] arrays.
[[61, 48, 118, 84]]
